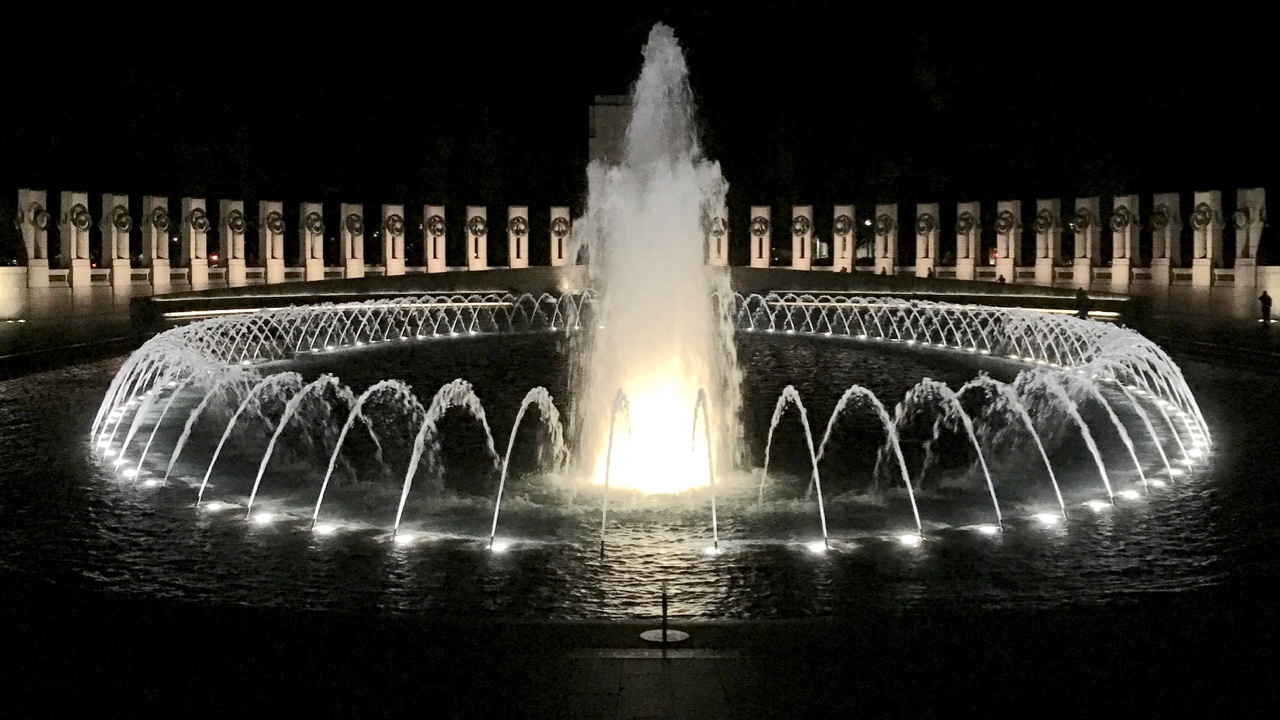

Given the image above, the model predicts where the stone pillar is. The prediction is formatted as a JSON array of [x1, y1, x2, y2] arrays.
[[60, 191, 92, 288], [382, 204, 406, 276], [1190, 190, 1222, 288], [299, 203, 325, 281], [1033, 199, 1061, 286], [707, 207, 728, 266], [1234, 187, 1265, 288], [1072, 197, 1100, 289], [914, 203, 939, 278], [791, 206, 813, 271], [425, 205, 447, 273], [749, 207, 771, 268], [466, 206, 488, 271], [832, 205, 854, 272], [507, 206, 529, 269], [995, 200, 1020, 283], [219, 200, 247, 287], [101, 193, 133, 291], [260, 201, 286, 284], [1149, 193, 1180, 286], [17, 189, 51, 288], [340, 203, 365, 279], [181, 198, 209, 290], [549, 207, 571, 268], [873, 204, 898, 275], [1109, 195, 1138, 293], [142, 196, 170, 293], [954, 201, 979, 281]]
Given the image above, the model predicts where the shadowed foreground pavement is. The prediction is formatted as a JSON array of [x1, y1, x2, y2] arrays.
[[4, 568, 1276, 718]]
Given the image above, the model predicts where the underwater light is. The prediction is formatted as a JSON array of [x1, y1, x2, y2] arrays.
[[975, 525, 1000, 536], [1085, 500, 1110, 511], [490, 540, 511, 553], [313, 524, 337, 535], [1150, 479, 1166, 488], [806, 541, 828, 553], [898, 533, 923, 546], [1034, 513, 1061, 525], [1169, 468, 1185, 477], [393, 534, 415, 546], [120, 467, 137, 478], [142, 479, 159, 487], [252, 512, 274, 525], [204, 502, 225, 512], [703, 545, 721, 555], [1119, 490, 1141, 500]]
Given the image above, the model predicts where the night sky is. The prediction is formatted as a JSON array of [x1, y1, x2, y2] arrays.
[[2, 1, 1275, 262]]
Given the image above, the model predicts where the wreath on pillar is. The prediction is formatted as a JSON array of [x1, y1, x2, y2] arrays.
[[190, 207, 210, 233], [833, 214, 853, 236], [467, 215, 488, 237], [344, 213, 365, 236], [70, 203, 92, 232], [1191, 203, 1213, 230], [1150, 205, 1170, 231], [112, 205, 132, 232], [226, 209, 247, 234], [550, 216, 570, 238], [507, 216, 528, 237], [995, 210, 1019, 234], [427, 214, 446, 237], [1233, 207, 1251, 229], [150, 206, 171, 232], [873, 214, 896, 237], [791, 215, 812, 237], [710, 216, 727, 238], [1033, 208, 1056, 233], [954, 211, 976, 235], [305, 212, 325, 236], [915, 213, 937, 235], [385, 214, 405, 236], [1109, 205, 1132, 232], [27, 203, 52, 231], [1071, 208, 1094, 232], [266, 211, 286, 235], [751, 216, 770, 237]]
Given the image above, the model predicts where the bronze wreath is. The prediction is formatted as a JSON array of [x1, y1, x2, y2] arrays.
[[1150, 205, 1170, 231], [1109, 206, 1132, 232], [266, 211, 286, 235], [833, 214, 853, 236], [791, 215, 812, 237], [150, 206, 171, 232], [226, 209, 246, 234], [190, 207, 210, 233], [1191, 203, 1213, 230], [954, 211, 976, 235], [915, 213, 937, 235], [1033, 208, 1056, 233], [995, 210, 1018, 234], [305, 212, 325, 236], [507, 216, 528, 237], [550, 216, 570, 238], [70, 203, 92, 232], [751, 216, 770, 237], [1233, 207, 1251, 229], [111, 205, 132, 232], [344, 213, 365, 236], [467, 215, 488, 237], [427, 215, 446, 237]]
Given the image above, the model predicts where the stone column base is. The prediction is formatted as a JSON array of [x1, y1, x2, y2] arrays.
[[1235, 258, 1258, 287], [25, 259, 49, 288], [916, 258, 936, 278], [150, 259, 171, 294], [1034, 259, 1055, 286], [226, 259, 247, 287], [1072, 258, 1094, 289], [1191, 258, 1214, 288], [1149, 258, 1172, 287], [189, 259, 209, 290], [304, 260, 325, 282], [955, 258, 975, 281], [384, 258, 406, 276], [345, 260, 365, 279], [110, 261, 132, 292], [995, 258, 1015, 284], [874, 257, 896, 276], [69, 259, 92, 288], [265, 259, 285, 284], [1110, 259, 1131, 294]]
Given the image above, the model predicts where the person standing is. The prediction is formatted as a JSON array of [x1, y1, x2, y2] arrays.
[[1261, 291, 1272, 326], [1075, 288, 1092, 320]]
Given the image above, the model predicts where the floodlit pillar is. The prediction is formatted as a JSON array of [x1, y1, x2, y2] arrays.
[[1033, 199, 1061, 286], [914, 203, 939, 278], [340, 203, 365, 279], [60, 191, 92, 288], [142, 196, 171, 293], [181, 198, 209, 290], [507, 206, 529, 269], [954, 201, 979, 281], [873, 204, 898, 276], [832, 205, 854, 272], [260, 200, 286, 284], [220, 200, 247, 287], [707, 206, 728, 266], [1233, 187, 1265, 287], [425, 205, 447, 273], [101, 193, 133, 291], [382, 204, 406, 276], [1148, 193, 1179, 287], [995, 200, 1020, 283], [17, 189, 51, 288], [549, 207, 571, 268], [1190, 190, 1222, 288], [791, 205, 813, 271], [1109, 195, 1138, 293], [1072, 197, 1100, 289], [466, 206, 488, 271], [749, 206, 771, 268], [299, 203, 325, 281]]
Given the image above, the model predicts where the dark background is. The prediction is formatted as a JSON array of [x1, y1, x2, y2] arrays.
[[2, 1, 1275, 263]]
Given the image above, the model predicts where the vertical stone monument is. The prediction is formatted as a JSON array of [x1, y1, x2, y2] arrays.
[[181, 198, 210, 290], [142, 196, 170, 293], [1033, 199, 1061, 286], [101, 193, 133, 291], [1233, 188, 1265, 288], [382, 204, 406, 276], [1190, 190, 1222, 288], [17, 189, 51, 288], [219, 199, 247, 287], [61, 191, 92, 288], [299, 203, 325, 281], [791, 206, 813, 271], [549, 207, 571, 268], [749, 206, 771, 268], [915, 203, 939, 278], [507, 206, 529, 269], [832, 205, 854, 273], [995, 200, 1020, 283], [1072, 197, 1100, 289], [954, 201, 979, 281], [425, 205, 447, 273], [1148, 193, 1179, 286], [260, 200, 286, 284], [466, 206, 488, 271], [873, 204, 898, 276], [707, 206, 728, 266], [1109, 195, 1138, 293], [340, 203, 365, 279]]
